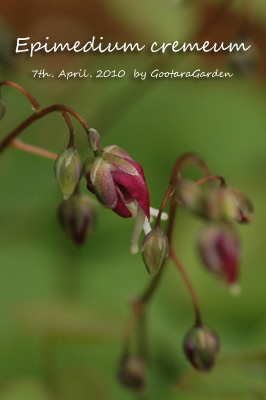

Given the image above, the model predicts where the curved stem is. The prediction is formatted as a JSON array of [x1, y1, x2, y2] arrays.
[[0, 104, 91, 154], [169, 247, 202, 327], [155, 185, 175, 227], [169, 153, 211, 186], [194, 174, 226, 187], [156, 153, 212, 226], [122, 184, 179, 354], [11, 139, 57, 160], [122, 153, 208, 354], [0, 80, 41, 110], [61, 112, 75, 148], [0, 81, 77, 149]]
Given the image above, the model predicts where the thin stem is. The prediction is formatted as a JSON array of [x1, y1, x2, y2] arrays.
[[122, 184, 179, 354], [122, 153, 208, 353], [169, 247, 202, 327], [61, 112, 75, 148], [169, 153, 211, 186], [11, 139, 57, 160], [0, 104, 91, 154], [0, 80, 41, 110], [194, 174, 226, 187], [155, 185, 175, 227], [0, 81, 77, 149]]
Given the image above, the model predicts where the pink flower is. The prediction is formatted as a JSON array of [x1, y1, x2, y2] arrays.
[[84, 145, 150, 220]]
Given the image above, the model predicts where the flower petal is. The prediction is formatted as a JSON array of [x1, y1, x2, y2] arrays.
[[89, 159, 117, 209], [104, 145, 134, 161], [112, 169, 150, 219]]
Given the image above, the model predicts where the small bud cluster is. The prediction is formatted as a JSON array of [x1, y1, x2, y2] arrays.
[[54, 128, 151, 247], [0, 82, 254, 388], [180, 180, 253, 288]]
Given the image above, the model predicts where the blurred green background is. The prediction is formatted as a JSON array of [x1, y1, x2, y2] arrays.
[[0, 0, 266, 398]]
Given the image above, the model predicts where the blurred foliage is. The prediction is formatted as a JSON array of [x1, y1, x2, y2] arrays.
[[0, 0, 266, 399]]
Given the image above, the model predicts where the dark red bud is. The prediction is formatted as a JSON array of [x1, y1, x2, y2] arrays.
[[198, 224, 240, 285], [118, 356, 146, 392], [183, 324, 220, 371], [58, 194, 97, 245]]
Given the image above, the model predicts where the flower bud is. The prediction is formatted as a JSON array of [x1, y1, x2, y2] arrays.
[[229, 187, 254, 223], [198, 224, 240, 285], [0, 98, 6, 119], [118, 356, 146, 392], [179, 180, 205, 217], [180, 180, 239, 222], [54, 148, 83, 200], [88, 128, 101, 152], [141, 226, 169, 276], [85, 144, 150, 219], [206, 186, 238, 221], [58, 194, 97, 245], [183, 324, 220, 371]]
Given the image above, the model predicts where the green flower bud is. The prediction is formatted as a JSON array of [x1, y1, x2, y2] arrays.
[[183, 324, 220, 371], [58, 194, 97, 245], [206, 186, 238, 221], [0, 98, 6, 119], [141, 226, 169, 276], [179, 180, 205, 217], [118, 356, 146, 392], [54, 148, 83, 200], [180, 180, 239, 222]]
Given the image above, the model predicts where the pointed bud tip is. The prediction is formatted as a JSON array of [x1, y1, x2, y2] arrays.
[[88, 128, 102, 153]]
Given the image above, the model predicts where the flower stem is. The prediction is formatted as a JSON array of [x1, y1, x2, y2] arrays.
[[169, 153, 211, 186], [122, 153, 211, 355], [0, 81, 77, 150], [122, 185, 179, 355], [194, 174, 226, 187], [0, 104, 91, 154], [0, 80, 41, 110], [169, 247, 202, 327], [11, 139, 57, 160]]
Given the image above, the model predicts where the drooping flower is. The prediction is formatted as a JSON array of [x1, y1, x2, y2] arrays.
[[198, 224, 241, 287], [84, 144, 150, 220], [84, 129, 168, 254], [84, 131, 152, 253]]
